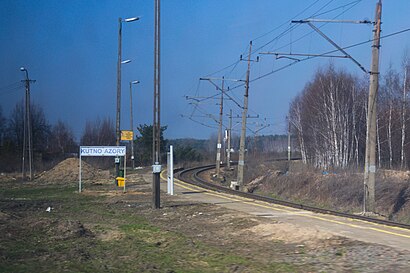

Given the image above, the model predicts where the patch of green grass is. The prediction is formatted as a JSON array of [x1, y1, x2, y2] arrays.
[[0, 183, 305, 273], [0, 184, 80, 201]]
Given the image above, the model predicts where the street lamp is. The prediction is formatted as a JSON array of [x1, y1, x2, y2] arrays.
[[130, 80, 140, 169], [115, 16, 140, 179], [20, 67, 33, 181], [124, 17, 139, 22]]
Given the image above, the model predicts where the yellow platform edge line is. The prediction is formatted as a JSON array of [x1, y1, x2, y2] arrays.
[[160, 170, 410, 238]]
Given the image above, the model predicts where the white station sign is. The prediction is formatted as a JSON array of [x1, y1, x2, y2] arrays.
[[80, 146, 126, 157]]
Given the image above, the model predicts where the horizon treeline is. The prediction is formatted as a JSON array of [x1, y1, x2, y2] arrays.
[[0, 98, 291, 172]]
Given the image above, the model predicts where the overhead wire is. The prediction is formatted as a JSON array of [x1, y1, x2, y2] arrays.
[[0, 82, 24, 97], [223, 0, 363, 98], [251, 0, 322, 42], [196, 0, 364, 94], [204, 0, 336, 79], [313, 0, 362, 18], [271, 0, 362, 54], [226, 27, 410, 92], [248, 0, 340, 58], [186, 0, 370, 131]]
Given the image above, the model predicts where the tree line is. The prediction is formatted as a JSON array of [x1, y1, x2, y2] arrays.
[[0, 102, 77, 172], [288, 57, 410, 170], [0, 101, 205, 172]]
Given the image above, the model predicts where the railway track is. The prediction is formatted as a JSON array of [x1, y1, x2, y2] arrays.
[[176, 164, 410, 230]]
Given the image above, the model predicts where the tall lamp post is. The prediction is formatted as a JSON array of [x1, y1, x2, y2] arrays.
[[20, 67, 34, 181], [115, 16, 139, 178], [129, 80, 140, 169]]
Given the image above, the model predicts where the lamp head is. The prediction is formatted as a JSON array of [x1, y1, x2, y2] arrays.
[[124, 17, 140, 22], [131, 80, 140, 84]]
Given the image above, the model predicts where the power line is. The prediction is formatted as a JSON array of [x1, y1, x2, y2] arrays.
[[0, 82, 24, 96], [225, 27, 410, 92], [203, 0, 342, 79], [314, 0, 362, 18], [249, 0, 362, 59], [199, 1, 364, 108], [251, 0, 322, 42], [270, 0, 363, 54]]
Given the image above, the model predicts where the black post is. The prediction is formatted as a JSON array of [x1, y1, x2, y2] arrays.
[[152, 0, 161, 209]]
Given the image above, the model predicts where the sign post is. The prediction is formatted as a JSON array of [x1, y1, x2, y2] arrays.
[[167, 145, 174, 195], [79, 146, 126, 193]]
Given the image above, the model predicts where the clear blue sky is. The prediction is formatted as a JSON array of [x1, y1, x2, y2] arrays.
[[1, 0, 409, 140]]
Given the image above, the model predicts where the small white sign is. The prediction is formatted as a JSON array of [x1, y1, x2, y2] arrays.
[[152, 164, 162, 173]]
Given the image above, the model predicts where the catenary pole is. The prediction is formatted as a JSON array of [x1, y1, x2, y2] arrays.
[[288, 116, 291, 171], [237, 41, 253, 190], [227, 109, 232, 169], [216, 77, 224, 178], [363, 0, 382, 214]]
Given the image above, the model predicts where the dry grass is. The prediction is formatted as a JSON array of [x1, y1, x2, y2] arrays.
[[251, 161, 410, 224]]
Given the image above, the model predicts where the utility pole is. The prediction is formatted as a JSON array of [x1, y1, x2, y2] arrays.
[[152, 0, 161, 209], [401, 67, 408, 169], [20, 67, 35, 181], [227, 109, 232, 169], [281, 8, 377, 213], [237, 41, 253, 190], [363, 0, 382, 214], [287, 116, 291, 172], [130, 80, 139, 169], [215, 77, 224, 178], [198, 77, 242, 176]]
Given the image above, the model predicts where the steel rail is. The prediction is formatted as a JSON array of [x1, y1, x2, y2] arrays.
[[176, 164, 410, 230]]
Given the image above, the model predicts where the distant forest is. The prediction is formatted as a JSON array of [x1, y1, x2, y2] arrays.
[[0, 104, 290, 173]]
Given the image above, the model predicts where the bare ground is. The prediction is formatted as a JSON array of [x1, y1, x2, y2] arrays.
[[1, 162, 410, 272]]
